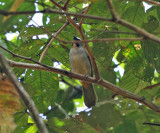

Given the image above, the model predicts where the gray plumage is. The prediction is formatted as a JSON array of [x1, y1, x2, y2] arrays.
[[69, 36, 97, 108]]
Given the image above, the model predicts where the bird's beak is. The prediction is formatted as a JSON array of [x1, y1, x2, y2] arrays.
[[72, 43, 77, 48]]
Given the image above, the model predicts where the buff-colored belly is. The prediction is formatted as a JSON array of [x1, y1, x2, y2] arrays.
[[70, 53, 91, 76]]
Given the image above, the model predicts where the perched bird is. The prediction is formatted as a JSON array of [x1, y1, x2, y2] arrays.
[[69, 36, 97, 108]]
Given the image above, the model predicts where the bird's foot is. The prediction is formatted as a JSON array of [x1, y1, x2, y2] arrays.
[[84, 75, 89, 79]]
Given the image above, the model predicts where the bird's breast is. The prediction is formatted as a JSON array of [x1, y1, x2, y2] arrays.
[[70, 50, 91, 76]]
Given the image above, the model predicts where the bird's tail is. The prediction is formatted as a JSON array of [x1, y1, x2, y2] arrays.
[[82, 82, 97, 108]]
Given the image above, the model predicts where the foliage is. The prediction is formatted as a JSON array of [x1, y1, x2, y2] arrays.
[[1, 0, 160, 133]]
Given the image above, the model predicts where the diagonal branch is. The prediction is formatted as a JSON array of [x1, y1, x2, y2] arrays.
[[79, 30, 101, 81], [143, 0, 160, 6], [39, 21, 69, 63], [65, 8, 101, 81], [106, 0, 160, 44], [91, 30, 139, 35], [7, 59, 160, 113], [143, 122, 160, 126], [50, 0, 63, 9], [63, 0, 71, 10], [66, 15, 79, 29], [143, 82, 160, 90], [79, 2, 93, 27], [0, 52, 48, 133], [50, 0, 71, 10], [39, 0, 71, 63], [60, 77, 82, 92], [106, 0, 119, 20]]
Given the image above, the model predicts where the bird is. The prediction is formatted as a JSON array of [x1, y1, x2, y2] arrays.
[[69, 36, 97, 108]]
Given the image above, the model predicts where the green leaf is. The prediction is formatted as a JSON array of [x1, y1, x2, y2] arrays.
[[119, 69, 149, 93], [25, 70, 59, 112], [80, 103, 123, 132], [123, 42, 154, 82], [142, 15, 159, 32], [142, 40, 160, 73], [121, 2, 145, 27], [92, 32, 119, 83], [115, 117, 138, 133], [82, 24, 92, 32], [48, 44, 70, 67], [24, 124, 37, 133], [48, 117, 98, 133], [0, 0, 35, 34], [157, 7, 160, 21], [14, 112, 28, 127]]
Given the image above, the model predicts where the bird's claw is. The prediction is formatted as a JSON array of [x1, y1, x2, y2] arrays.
[[84, 75, 89, 79]]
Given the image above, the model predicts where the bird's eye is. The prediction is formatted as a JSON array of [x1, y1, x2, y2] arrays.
[[76, 43, 80, 47]]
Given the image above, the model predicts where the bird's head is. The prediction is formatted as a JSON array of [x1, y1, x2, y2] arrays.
[[71, 36, 82, 49]]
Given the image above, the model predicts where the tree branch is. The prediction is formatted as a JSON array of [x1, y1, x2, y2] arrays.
[[44, 85, 81, 116], [60, 77, 82, 92], [79, 27, 101, 81], [143, 0, 160, 6], [39, 21, 69, 63], [7, 59, 160, 113], [64, 8, 101, 81], [0, 52, 48, 133], [143, 122, 160, 126], [57, 37, 144, 44], [63, 0, 71, 10], [106, 0, 119, 20], [90, 29, 139, 35], [143, 82, 160, 90], [79, 2, 93, 27], [50, 0, 63, 9], [106, 0, 160, 44]]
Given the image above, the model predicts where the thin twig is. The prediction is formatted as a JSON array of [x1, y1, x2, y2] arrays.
[[55, 102, 70, 118], [79, 2, 93, 27], [50, 0, 63, 9], [63, 0, 71, 10], [143, 122, 160, 126], [6, 59, 160, 113], [44, 87, 82, 115], [0, 52, 48, 133], [143, 82, 160, 90], [142, 0, 160, 6], [56, 37, 144, 44], [0, 46, 32, 61], [66, 15, 79, 29], [39, 21, 69, 63], [106, 0, 119, 20], [39, 26, 52, 36], [60, 1, 82, 10], [118, 18, 160, 43], [27, 15, 53, 36], [60, 77, 82, 92], [91, 29, 139, 35]]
